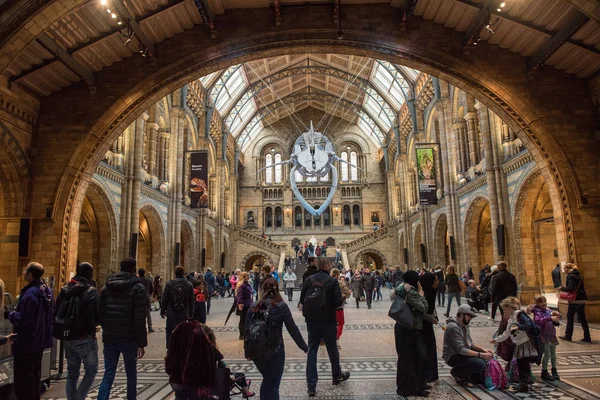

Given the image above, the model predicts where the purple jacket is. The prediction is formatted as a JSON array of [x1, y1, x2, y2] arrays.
[[8, 279, 55, 354], [236, 282, 253, 308], [532, 306, 557, 341]]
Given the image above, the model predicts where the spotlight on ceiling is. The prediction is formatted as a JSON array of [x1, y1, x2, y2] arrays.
[[485, 24, 495, 34], [111, 13, 117, 19], [100, 0, 107, 5], [500, 2, 506, 7]]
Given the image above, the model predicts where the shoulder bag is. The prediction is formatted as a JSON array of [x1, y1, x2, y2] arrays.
[[388, 295, 415, 330], [559, 277, 581, 302]]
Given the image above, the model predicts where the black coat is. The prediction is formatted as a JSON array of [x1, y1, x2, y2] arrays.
[[302, 266, 318, 283], [100, 271, 148, 347], [490, 270, 517, 302], [300, 270, 342, 323], [161, 276, 195, 325], [552, 266, 561, 288], [561, 270, 587, 301], [362, 273, 376, 290], [56, 275, 99, 338]]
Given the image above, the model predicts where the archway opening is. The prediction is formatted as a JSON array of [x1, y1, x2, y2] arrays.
[[244, 254, 268, 272], [435, 215, 450, 269], [181, 222, 193, 271], [465, 198, 494, 272], [205, 230, 214, 270], [413, 225, 424, 268]]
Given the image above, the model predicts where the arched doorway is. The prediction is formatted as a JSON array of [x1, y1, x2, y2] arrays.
[[77, 182, 118, 286], [434, 214, 450, 269], [205, 229, 215, 270], [514, 171, 558, 303], [354, 249, 387, 271], [180, 220, 194, 271], [413, 225, 424, 268], [240, 252, 274, 272], [139, 205, 166, 279], [464, 197, 494, 272]]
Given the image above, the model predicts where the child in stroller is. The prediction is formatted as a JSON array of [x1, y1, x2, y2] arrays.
[[166, 320, 254, 399]]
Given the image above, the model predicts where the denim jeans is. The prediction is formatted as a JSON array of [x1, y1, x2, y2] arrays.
[[254, 344, 285, 399], [65, 336, 99, 400], [446, 292, 461, 316], [97, 342, 138, 400], [447, 354, 487, 384], [306, 321, 341, 390]]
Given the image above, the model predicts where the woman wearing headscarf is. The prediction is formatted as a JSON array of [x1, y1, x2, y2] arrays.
[[418, 270, 439, 383], [558, 263, 591, 342], [394, 270, 432, 397], [245, 278, 308, 399]]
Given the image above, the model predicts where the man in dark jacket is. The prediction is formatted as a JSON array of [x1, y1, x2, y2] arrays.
[[552, 264, 561, 288], [7, 262, 54, 400], [362, 268, 376, 309], [489, 261, 517, 318], [204, 268, 216, 315], [300, 258, 350, 397], [97, 257, 148, 400], [138, 268, 154, 333], [302, 257, 318, 283], [161, 266, 194, 348], [56, 262, 99, 400]]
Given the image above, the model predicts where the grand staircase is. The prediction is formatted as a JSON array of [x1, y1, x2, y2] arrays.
[[288, 256, 340, 289]]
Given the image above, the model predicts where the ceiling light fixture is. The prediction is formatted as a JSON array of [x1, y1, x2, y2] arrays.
[[500, 2, 506, 7], [100, 0, 107, 5], [111, 13, 117, 19], [107, 8, 111, 13]]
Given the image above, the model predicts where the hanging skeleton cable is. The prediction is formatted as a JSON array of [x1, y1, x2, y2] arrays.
[[245, 61, 309, 134]]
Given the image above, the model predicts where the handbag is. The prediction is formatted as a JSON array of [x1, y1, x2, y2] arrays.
[[388, 295, 416, 330], [559, 278, 581, 302]]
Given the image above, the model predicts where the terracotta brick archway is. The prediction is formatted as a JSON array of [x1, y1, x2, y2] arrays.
[[26, 8, 598, 289]]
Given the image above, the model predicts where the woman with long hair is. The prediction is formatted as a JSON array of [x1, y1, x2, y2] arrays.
[[558, 263, 591, 342], [394, 270, 431, 397], [245, 278, 307, 399], [236, 272, 253, 340]]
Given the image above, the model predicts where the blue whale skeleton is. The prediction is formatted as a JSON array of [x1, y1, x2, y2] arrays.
[[259, 122, 361, 216]]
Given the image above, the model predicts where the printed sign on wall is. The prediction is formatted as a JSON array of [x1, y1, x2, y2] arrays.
[[416, 147, 437, 205], [190, 151, 209, 209]]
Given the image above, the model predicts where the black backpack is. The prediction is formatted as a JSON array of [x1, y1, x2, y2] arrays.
[[244, 303, 280, 361], [302, 275, 327, 319], [53, 288, 85, 341], [170, 280, 189, 311]]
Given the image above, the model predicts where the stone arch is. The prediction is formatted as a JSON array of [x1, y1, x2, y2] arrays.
[[180, 219, 195, 271], [205, 228, 215, 270], [434, 214, 449, 269], [42, 27, 588, 287], [139, 203, 167, 279], [81, 180, 119, 286], [354, 249, 388, 270], [251, 135, 291, 158], [413, 224, 424, 267], [335, 132, 371, 154], [240, 251, 274, 272], [222, 235, 230, 271], [512, 169, 557, 301], [463, 195, 493, 274]]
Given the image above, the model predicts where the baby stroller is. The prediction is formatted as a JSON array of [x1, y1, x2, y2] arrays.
[[182, 368, 252, 399]]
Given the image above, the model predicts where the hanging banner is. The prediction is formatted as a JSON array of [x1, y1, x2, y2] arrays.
[[190, 151, 209, 209], [416, 147, 437, 205]]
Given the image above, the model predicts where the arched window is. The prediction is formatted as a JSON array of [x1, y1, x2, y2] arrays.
[[341, 152, 349, 182], [275, 207, 282, 227], [343, 205, 351, 226], [274, 153, 282, 184], [295, 169, 303, 183], [265, 154, 273, 184], [314, 205, 321, 227], [324, 207, 331, 226], [350, 151, 358, 181], [352, 205, 361, 226], [304, 209, 312, 227], [265, 207, 273, 227], [295, 206, 302, 227]]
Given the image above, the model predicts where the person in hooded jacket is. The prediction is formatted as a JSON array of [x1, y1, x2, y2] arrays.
[[394, 270, 432, 397], [6, 262, 55, 400], [558, 263, 591, 343], [204, 268, 216, 315], [245, 278, 308, 399], [56, 262, 99, 400], [97, 257, 148, 400]]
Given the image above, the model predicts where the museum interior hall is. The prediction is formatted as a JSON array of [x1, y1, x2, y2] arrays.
[[0, 0, 600, 398]]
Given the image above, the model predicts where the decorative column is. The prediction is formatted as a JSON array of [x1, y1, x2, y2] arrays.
[[475, 101, 501, 261], [129, 113, 148, 258], [464, 112, 479, 167], [172, 109, 185, 267], [119, 126, 133, 259], [147, 122, 159, 179]]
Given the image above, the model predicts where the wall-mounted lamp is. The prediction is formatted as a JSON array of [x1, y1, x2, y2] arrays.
[[334, 206, 340, 216], [285, 207, 292, 216]]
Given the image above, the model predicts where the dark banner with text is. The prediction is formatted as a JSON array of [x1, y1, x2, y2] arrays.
[[416, 147, 437, 206], [190, 151, 209, 209]]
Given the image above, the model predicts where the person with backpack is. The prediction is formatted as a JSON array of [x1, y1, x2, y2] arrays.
[[138, 268, 154, 333], [236, 272, 254, 341], [490, 296, 541, 393], [204, 267, 216, 315], [6, 262, 55, 400], [54, 262, 99, 400], [245, 277, 307, 399], [161, 266, 195, 348], [300, 258, 350, 397], [97, 257, 148, 400]]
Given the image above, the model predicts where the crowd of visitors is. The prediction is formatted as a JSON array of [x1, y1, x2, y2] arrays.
[[0, 256, 593, 399]]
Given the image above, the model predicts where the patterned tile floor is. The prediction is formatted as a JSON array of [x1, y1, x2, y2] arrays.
[[42, 290, 600, 399]]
